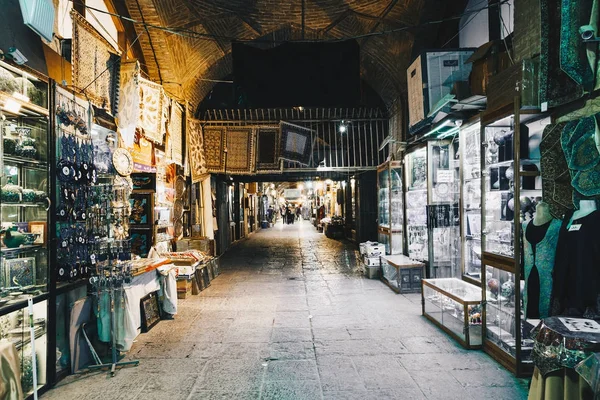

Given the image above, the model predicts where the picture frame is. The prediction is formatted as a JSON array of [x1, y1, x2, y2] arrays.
[[140, 291, 161, 332], [129, 229, 153, 258], [129, 193, 153, 228], [131, 173, 156, 191], [5, 257, 36, 288], [28, 222, 47, 246]]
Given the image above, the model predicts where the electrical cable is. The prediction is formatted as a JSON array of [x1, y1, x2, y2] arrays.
[[132, 0, 163, 84], [77, 0, 511, 45], [441, 0, 487, 48]]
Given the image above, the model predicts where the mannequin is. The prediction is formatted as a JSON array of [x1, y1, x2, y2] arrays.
[[522, 201, 561, 319], [552, 199, 600, 319]]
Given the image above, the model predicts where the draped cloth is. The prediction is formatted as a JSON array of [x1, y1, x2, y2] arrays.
[[0, 341, 23, 400], [117, 61, 140, 148]]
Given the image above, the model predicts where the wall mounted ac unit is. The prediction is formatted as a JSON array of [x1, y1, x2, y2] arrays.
[[407, 50, 475, 132], [19, 0, 55, 42]]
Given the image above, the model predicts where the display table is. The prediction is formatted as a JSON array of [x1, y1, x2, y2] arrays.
[[422, 278, 482, 349], [380, 255, 425, 294], [117, 265, 177, 352], [528, 317, 600, 400]]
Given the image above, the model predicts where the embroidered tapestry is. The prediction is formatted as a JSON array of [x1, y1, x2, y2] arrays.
[[187, 118, 207, 183], [203, 126, 226, 173], [226, 127, 255, 175], [541, 121, 573, 218], [138, 77, 163, 145], [280, 122, 313, 165], [117, 61, 139, 148], [256, 126, 282, 173], [71, 10, 119, 114], [169, 102, 184, 166]]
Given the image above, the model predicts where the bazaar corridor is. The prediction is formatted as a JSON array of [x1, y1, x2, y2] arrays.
[[43, 221, 529, 400]]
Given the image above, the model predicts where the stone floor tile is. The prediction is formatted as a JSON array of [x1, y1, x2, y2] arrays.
[[265, 359, 319, 381], [271, 327, 313, 342], [316, 356, 366, 392], [262, 380, 323, 400], [266, 341, 316, 361], [352, 355, 417, 390]]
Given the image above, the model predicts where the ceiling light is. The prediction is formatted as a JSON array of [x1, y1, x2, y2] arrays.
[[339, 123, 347, 133]]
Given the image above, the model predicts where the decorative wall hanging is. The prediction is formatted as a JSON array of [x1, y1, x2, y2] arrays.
[[138, 77, 163, 145], [168, 102, 184, 166], [129, 193, 153, 228], [226, 127, 255, 175], [202, 126, 225, 173], [140, 292, 161, 332], [130, 128, 155, 172], [187, 118, 208, 182], [71, 10, 120, 114], [280, 122, 313, 166], [117, 61, 140, 148], [256, 126, 283, 173]]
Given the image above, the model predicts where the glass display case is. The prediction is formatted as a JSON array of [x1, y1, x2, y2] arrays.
[[404, 147, 428, 262], [481, 107, 549, 376], [0, 62, 51, 396], [460, 122, 482, 283], [422, 278, 483, 349], [377, 161, 403, 255], [426, 140, 460, 278]]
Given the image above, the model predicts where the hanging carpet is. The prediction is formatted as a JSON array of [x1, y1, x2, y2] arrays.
[[138, 77, 164, 145], [280, 122, 313, 166], [117, 61, 140, 148], [187, 118, 207, 183], [203, 126, 226, 173], [256, 126, 283, 173], [71, 10, 120, 114], [226, 127, 256, 175]]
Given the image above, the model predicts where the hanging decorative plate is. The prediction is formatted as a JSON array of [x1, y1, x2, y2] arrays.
[[174, 199, 184, 219], [174, 220, 183, 238], [112, 148, 134, 176], [175, 176, 186, 199], [434, 183, 450, 198]]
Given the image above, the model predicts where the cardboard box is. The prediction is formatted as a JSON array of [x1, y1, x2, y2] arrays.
[[177, 278, 193, 299], [363, 256, 381, 267]]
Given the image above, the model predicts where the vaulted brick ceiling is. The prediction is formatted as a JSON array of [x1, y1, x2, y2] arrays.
[[124, 0, 466, 111]]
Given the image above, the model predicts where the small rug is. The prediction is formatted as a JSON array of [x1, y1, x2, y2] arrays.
[[280, 122, 313, 165], [187, 118, 207, 182], [256, 126, 282, 173], [138, 77, 163, 145], [203, 126, 226, 173], [226, 127, 255, 175]]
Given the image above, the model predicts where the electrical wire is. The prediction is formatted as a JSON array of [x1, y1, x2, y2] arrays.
[[132, 0, 162, 84], [498, 3, 515, 65], [441, 0, 487, 48], [78, 0, 512, 45]]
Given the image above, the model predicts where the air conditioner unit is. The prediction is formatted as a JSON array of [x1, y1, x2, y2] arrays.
[[407, 50, 475, 132], [19, 0, 55, 42]]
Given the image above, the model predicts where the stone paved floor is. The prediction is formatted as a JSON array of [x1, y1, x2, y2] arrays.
[[43, 220, 529, 399]]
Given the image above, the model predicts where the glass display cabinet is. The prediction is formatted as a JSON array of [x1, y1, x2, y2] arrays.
[[422, 278, 482, 349], [0, 62, 50, 396], [404, 147, 428, 262], [481, 107, 548, 376], [426, 139, 460, 278], [377, 161, 403, 255], [460, 122, 483, 283]]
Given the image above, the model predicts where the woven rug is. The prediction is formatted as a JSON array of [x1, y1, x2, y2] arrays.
[[256, 126, 282, 173], [187, 118, 207, 183], [226, 127, 255, 175], [71, 10, 119, 114], [138, 77, 163, 145], [203, 126, 226, 173], [280, 122, 313, 166]]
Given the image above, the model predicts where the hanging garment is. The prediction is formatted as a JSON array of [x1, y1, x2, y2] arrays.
[[551, 210, 600, 318], [522, 219, 562, 319]]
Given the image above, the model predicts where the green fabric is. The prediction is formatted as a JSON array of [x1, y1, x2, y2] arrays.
[[560, 0, 595, 91], [560, 115, 600, 197]]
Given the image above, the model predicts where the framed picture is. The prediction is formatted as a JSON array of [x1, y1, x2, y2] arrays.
[[140, 291, 161, 332], [28, 222, 47, 246], [130, 229, 153, 258], [5, 257, 36, 287], [131, 173, 156, 191], [129, 193, 153, 228]]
